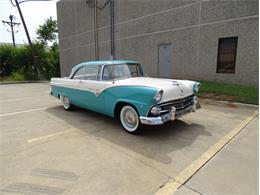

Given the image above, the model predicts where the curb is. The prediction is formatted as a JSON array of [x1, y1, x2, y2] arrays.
[[0, 81, 49, 85], [155, 110, 259, 195], [200, 98, 259, 107]]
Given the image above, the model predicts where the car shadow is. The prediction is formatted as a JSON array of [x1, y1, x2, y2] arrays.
[[46, 106, 211, 164]]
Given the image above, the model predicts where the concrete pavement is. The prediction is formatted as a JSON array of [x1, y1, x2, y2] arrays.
[[0, 83, 258, 194], [175, 116, 258, 195]]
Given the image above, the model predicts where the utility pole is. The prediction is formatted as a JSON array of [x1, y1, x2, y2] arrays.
[[93, 0, 99, 60], [110, 0, 115, 60], [13, 0, 40, 80], [86, 0, 115, 60], [2, 15, 20, 47]]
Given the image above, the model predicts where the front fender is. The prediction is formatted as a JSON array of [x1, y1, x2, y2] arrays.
[[100, 86, 159, 117]]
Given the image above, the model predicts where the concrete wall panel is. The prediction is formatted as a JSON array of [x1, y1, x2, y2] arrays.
[[118, 0, 199, 22], [59, 49, 79, 76], [117, 3, 200, 39], [201, 0, 258, 24], [57, 0, 259, 85], [199, 18, 258, 85], [57, 0, 77, 38]]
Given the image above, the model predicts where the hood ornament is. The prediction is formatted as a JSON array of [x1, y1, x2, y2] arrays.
[[172, 81, 184, 95], [172, 81, 179, 86], [179, 88, 184, 96]]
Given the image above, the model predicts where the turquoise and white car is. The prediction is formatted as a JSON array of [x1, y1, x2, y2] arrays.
[[50, 60, 201, 134]]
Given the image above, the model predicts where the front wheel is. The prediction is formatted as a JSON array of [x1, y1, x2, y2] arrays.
[[120, 105, 141, 134]]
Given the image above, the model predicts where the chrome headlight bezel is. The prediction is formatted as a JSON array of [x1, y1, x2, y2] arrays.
[[150, 106, 162, 115], [193, 82, 201, 93], [154, 90, 163, 102]]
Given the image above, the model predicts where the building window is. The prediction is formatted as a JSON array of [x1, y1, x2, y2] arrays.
[[216, 37, 238, 74]]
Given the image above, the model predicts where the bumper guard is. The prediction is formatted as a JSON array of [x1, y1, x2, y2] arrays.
[[139, 98, 201, 125]]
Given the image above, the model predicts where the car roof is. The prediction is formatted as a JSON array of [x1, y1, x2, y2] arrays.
[[72, 60, 139, 72]]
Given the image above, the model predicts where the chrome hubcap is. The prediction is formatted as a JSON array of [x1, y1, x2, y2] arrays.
[[120, 106, 139, 132], [63, 97, 70, 109], [124, 109, 137, 127]]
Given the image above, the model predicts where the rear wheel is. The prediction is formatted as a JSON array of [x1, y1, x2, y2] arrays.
[[61, 96, 73, 111], [120, 105, 141, 134]]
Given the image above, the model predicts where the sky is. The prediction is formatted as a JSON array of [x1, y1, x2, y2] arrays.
[[0, 0, 58, 44]]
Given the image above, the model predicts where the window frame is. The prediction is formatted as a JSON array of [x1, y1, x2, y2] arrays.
[[101, 63, 144, 81], [72, 66, 86, 80], [84, 65, 101, 81], [216, 36, 238, 74]]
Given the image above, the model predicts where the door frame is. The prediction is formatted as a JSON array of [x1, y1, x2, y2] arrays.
[[157, 43, 172, 78]]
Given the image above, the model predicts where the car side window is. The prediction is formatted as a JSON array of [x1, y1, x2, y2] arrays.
[[72, 67, 85, 80], [84, 66, 100, 80], [102, 66, 113, 80], [128, 65, 141, 76]]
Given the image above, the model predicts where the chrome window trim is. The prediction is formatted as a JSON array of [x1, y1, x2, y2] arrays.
[[101, 63, 143, 81], [71, 66, 86, 80], [83, 64, 102, 81]]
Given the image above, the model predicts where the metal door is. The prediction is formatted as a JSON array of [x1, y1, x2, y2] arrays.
[[158, 44, 172, 78]]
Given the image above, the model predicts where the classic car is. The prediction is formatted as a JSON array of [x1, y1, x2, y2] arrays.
[[50, 60, 201, 134]]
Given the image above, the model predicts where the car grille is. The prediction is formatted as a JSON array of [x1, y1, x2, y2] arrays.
[[148, 95, 195, 117], [159, 95, 194, 112]]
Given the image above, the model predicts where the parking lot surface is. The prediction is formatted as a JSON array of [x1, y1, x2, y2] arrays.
[[0, 83, 258, 194]]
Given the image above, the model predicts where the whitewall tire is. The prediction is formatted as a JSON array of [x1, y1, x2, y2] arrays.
[[61, 96, 72, 110], [120, 105, 140, 134]]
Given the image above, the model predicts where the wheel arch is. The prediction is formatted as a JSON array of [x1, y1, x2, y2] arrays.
[[114, 101, 139, 119]]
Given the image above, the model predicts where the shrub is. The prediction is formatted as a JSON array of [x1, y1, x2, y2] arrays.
[[0, 43, 60, 81], [4, 71, 25, 81], [0, 17, 60, 81], [0, 44, 19, 77]]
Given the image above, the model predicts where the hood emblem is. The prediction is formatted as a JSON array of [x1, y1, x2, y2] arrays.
[[172, 81, 179, 86], [178, 85, 184, 96], [172, 81, 184, 95]]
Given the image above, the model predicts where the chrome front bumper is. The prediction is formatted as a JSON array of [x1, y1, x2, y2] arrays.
[[139, 101, 201, 125]]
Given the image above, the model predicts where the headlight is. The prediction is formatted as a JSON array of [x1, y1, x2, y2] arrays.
[[193, 82, 201, 93], [154, 90, 163, 102], [150, 106, 161, 115]]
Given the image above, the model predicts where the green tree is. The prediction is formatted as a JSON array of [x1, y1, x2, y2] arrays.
[[36, 17, 58, 46], [35, 17, 60, 78]]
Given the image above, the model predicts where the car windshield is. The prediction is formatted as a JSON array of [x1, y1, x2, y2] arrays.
[[102, 64, 144, 80]]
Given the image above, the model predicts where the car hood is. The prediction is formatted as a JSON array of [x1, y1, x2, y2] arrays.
[[113, 77, 196, 103]]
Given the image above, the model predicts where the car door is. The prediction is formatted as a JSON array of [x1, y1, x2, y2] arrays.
[[80, 65, 106, 112], [69, 66, 86, 105]]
